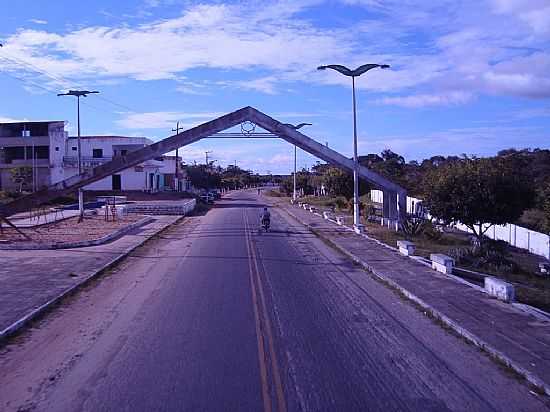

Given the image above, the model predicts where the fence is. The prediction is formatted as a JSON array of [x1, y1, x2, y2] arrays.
[[370, 190, 550, 259]]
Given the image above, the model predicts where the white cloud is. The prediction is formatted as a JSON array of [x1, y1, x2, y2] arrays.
[[116, 111, 224, 129], [0, 0, 549, 104], [0, 116, 28, 123], [379, 91, 473, 108], [1, 2, 352, 86], [224, 76, 280, 95], [359, 125, 549, 160], [29, 19, 48, 25]]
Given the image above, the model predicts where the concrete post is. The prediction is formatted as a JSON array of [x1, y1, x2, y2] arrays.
[[398, 191, 407, 226], [382, 190, 399, 230]]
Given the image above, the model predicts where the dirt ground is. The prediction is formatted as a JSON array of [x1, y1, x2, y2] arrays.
[[0, 213, 146, 244]]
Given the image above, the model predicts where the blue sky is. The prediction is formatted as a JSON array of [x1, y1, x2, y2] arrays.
[[1, 0, 549, 174]]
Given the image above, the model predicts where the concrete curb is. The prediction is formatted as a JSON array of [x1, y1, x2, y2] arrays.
[[279, 205, 550, 396], [0, 215, 185, 345], [0, 217, 154, 250]]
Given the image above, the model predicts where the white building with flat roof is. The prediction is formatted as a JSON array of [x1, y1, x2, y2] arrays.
[[0, 121, 188, 193]]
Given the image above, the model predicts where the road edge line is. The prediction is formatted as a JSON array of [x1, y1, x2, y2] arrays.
[[0, 215, 186, 346], [277, 204, 550, 397]]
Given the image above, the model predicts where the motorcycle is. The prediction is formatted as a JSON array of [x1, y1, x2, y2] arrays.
[[261, 217, 270, 232]]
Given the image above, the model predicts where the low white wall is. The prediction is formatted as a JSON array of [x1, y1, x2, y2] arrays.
[[454, 222, 550, 260], [371, 189, 550, 260]]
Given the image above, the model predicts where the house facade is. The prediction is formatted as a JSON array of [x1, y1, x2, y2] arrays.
[[0, 121, 189, 192], [0, 121, 66, 192]]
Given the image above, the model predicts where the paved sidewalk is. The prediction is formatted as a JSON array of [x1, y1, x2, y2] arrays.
[[277, 200, 550, 395], [0, 215, 180, 339]]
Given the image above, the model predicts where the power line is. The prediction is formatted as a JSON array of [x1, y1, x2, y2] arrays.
[[0, 49, 138, 114], [0, 68, 58, 94]]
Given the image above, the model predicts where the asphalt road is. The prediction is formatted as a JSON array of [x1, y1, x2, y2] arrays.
[[0, 190, 547, 412]]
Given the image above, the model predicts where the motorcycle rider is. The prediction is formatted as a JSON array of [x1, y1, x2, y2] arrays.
[[260, 207, 271, 227]]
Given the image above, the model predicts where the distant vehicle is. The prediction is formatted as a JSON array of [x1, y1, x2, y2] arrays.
[[200, 192, 214, 203], [210, 190, 221, 199]]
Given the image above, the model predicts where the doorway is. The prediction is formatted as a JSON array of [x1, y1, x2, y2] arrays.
[[112, 174, 121, 190]]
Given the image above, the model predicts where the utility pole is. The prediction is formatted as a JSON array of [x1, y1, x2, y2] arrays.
[[172, 121, 183, 191], [205, 151, 213, 193], [233, 160, 238, 190], [58, 90, 99, 222], [205, 150, 213, 166]]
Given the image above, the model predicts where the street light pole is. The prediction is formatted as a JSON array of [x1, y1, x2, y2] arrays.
[[351, 75, 360, 230], [317, 64, 389, 233], [294, 145, 297, 201], [172, 121, 183, 191], [284, 123, 312, 202], [58, 90, 99, 222], [205, 150, 213, 193]]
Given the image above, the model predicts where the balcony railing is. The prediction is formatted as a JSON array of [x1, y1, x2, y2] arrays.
[[63, 156, 113, 168]]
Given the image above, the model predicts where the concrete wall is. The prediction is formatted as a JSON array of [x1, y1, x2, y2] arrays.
[[371, 189, 550, 260], [454, 222, 550, 260], [371, 189, 424, 215], [65, 165, 156, 191], [65, 136, 152, 158]]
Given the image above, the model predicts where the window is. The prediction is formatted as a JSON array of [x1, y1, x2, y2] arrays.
[[4, 147, 25, 163], [55, 147, 60, 151], [92, 149, 103, 158], [72, 146, 77, 151]]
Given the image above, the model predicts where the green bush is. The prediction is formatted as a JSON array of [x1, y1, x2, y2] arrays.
[[423, 221, 443, 241], [334, 196, 348, 211], [401, 217, 427, 238]]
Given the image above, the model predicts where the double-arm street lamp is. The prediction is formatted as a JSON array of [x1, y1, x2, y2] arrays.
[[284, 123, 312, 201], [58, 90, 100, 221], [317, 64, 389, 232]]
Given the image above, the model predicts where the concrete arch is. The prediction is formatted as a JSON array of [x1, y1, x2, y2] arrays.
[[0, 106, 407, 221]]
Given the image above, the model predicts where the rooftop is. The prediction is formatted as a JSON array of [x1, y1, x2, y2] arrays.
[[67, 135, 148, 140]]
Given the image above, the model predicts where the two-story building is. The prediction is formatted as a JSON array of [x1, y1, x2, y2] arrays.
[[0, 121, 189, 192], [0, 121, 66, 191]]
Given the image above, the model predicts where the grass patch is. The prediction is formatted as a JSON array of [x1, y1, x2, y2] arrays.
[[264, 189, 286, 197], [363, 220, 550, 312]]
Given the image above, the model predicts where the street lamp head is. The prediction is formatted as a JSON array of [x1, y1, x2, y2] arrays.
[[57, 90, 100, 97], [283, 122, 313, 130], [317, 64, 353, 76], [317, 63, 390, 77]]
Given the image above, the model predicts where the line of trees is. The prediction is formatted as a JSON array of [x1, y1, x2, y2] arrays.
[[279, 148, 550, 234], [184, 163, 282, 191]]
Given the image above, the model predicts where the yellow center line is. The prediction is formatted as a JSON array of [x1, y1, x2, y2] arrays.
[[250, 225, 286, 412], [244, 209, 272, 412], [249, 220, 288, 412]]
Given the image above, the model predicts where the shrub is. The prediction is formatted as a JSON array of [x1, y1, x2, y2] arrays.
[[423, 221, 443, 241], [401, 217, 427, 238], [334, 196, 348, 210]]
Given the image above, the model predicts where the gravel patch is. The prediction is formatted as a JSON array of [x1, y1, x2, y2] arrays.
[[0, 214, 146, 244]]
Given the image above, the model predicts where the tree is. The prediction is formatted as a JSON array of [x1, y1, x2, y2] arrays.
[[322, 167, 353, 198], [541, 181, 550, 233], [185, 165, 221, 190], [10, 166, 33, 192], [423, 157, 535, 247]]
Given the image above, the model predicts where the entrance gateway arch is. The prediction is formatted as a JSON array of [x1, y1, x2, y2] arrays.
[[0, 106, 407, 223]]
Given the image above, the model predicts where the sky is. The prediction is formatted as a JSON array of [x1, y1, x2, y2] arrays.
[[0, 0, 549, 174]]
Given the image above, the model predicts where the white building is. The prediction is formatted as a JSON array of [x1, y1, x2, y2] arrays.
[[0, 121, 189, 192]]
